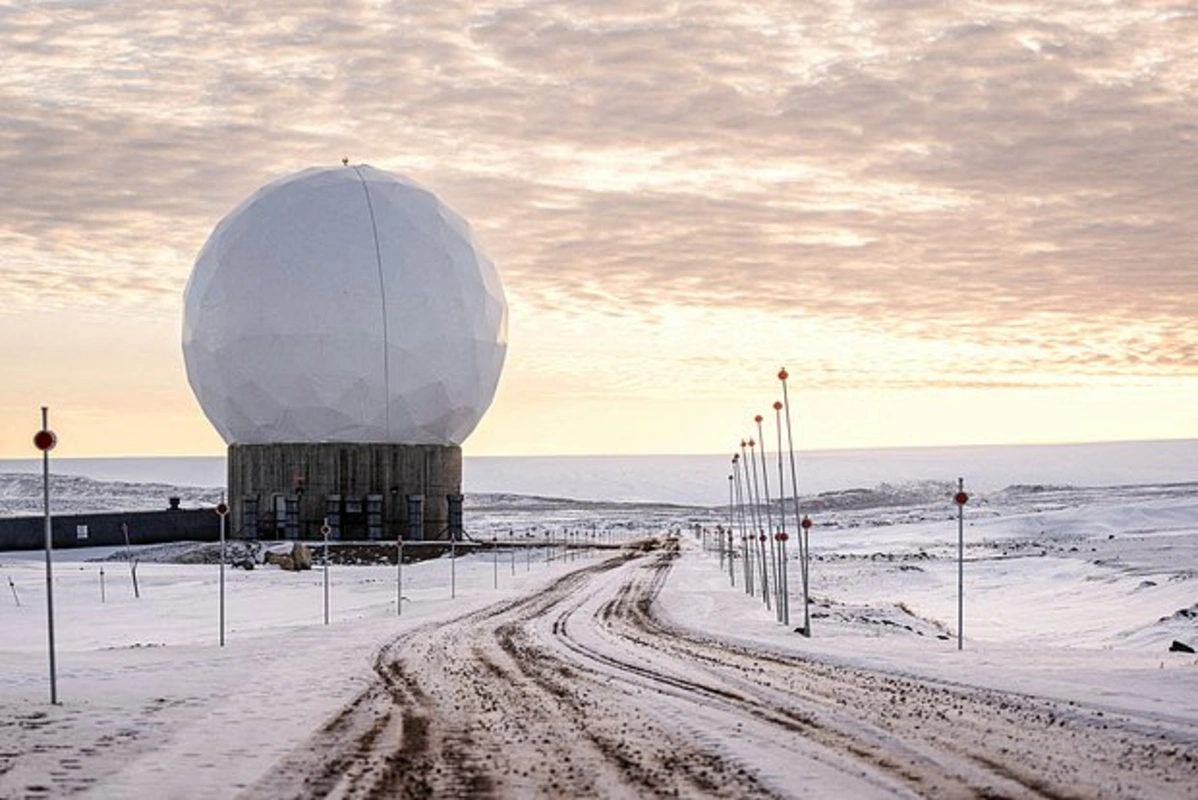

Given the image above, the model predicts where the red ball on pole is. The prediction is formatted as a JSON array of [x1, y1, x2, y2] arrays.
[[954, 491, 969, 506], [773, 401, 782, 411], [33, 430, 56, 452], [801, 516, 813, 530], [778, 367, 789, 380]]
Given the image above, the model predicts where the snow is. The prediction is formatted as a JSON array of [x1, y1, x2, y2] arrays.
[[1, 442, 1196, 796], [2, 545, 601, 796]]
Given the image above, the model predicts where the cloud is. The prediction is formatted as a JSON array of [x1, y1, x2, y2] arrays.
[[0, 0, 1195, 394]]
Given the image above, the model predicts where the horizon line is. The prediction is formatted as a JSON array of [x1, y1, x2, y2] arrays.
[[1, 435, 1194, 463]]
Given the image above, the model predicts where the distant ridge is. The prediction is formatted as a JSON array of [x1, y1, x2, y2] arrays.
[[1, 439, 1195, 507]]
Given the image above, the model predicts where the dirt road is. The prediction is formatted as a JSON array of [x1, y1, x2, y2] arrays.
[[247, 539, 1198, 798]]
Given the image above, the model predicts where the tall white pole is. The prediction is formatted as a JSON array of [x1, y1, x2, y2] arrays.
[[773, 402, 789, 626], [755, 415, 780, 619], [955, 479, 968, 651], [747, 438, 770, 609], [322, 517, 330, 625], [739, 443, 755, 597], [733, 452, 751, 594], [219, 514, 225, 646], [397, 534, 403, 616], [728, 458, 738, 587], [736, 450, 754, 595], [779, 368, 810, 636], [217, 495, 228, 647], [37, 407, 58, 705], [724, 474, 732, 573], [122, 522, 138, 598]]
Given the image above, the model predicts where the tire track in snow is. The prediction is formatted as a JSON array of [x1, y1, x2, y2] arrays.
[[586, 540, 1198, 799], [246, 538, 1196, 798], [542, 541, 1038, 798], [246, 542, 771, 798]]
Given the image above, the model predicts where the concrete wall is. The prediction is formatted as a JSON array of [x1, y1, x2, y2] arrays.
[[227, 443, 461, 540], [0, 509, 218, 552]]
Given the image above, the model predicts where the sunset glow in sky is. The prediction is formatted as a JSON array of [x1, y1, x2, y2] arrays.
[[2, 1, 1196, 458]]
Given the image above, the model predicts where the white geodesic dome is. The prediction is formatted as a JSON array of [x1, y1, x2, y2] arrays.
[[182, 164, 507, 446]]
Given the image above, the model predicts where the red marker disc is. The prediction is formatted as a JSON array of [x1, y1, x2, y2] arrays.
[[954, 491, 969, 506], [801, 516, 812, 530], [33, 430, 56, 452], [773, 401, 782, 411], [215, 502, 229, 517], [778, 368, 789, 380], [754, 415, 762, 423], [780, 532, 789, 541]]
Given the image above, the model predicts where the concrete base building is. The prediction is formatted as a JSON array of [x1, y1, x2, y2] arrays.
[[228, 443, 460, 541]]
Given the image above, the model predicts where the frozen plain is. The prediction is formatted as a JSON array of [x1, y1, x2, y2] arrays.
[[0, 445, 1196, 798]]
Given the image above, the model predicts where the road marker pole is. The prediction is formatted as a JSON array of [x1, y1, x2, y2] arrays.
[[801, 515, 813, 635], [773, 401, 789, 624], [322, 519, 331, 625], [779, 368, 810, 636], [955, 481, 969, 651], [727, 530, 735, 586], [734, 451, 753, 595], [730, 456, 741, 589], [777, 531, 790, 625], [723, 474, 733, 573], [748, 438, 770, 610], [122, 522, 139, 599], [755, 415, 780, 617], [34, 408, 58, 704], [216, 498, 229, 646]]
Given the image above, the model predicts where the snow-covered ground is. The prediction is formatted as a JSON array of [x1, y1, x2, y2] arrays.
[[2, 542, 617, 796], [1, 444, 1196, 797]]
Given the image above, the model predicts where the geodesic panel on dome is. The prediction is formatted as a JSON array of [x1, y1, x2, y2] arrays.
[[182, 165, 507, 446]]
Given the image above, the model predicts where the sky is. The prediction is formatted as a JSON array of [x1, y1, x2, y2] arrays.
[[1, 0, 1196, 458]]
